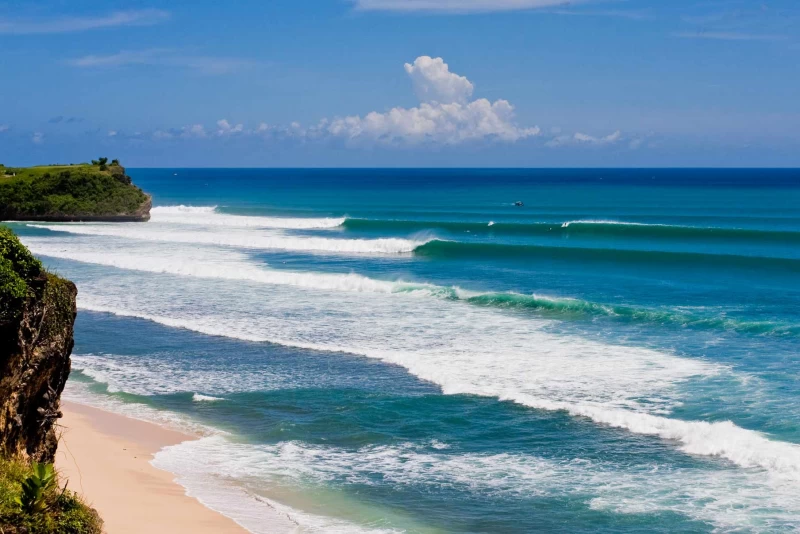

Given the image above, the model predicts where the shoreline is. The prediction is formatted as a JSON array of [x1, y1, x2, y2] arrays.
[[55, 401, 276, 533]]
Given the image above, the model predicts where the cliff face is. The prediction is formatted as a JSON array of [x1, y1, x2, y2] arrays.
[[0, 232, 77, 463]]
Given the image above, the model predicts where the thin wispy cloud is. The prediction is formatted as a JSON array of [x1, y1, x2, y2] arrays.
[[0, 9, 169, 35], [67, 49, 258, 75], [675, 3, 797, 45], [353, 0, 577, 13], [672, 31, 788, 42], [548, 9, 651, 21], [546, 130, 622, 147]]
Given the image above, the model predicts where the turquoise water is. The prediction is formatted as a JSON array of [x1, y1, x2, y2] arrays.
[[9, 168, 800, 532]]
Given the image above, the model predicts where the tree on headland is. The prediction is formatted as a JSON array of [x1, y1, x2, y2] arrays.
[[91, 157, 108, 171]]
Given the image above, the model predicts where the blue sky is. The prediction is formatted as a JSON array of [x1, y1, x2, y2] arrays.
[[1, 0, 798, 167]]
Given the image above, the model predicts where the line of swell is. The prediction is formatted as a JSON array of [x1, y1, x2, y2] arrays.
[[25, 243, 800, 337], [344, 218, 800, 243], [76, 300, 800, 482], [28, 222, 800, 267], [412, 240, 800, 271]]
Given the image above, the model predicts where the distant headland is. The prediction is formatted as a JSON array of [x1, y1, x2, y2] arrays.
[[0, 158, 151, 222]]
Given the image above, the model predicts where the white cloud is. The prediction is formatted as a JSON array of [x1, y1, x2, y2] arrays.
[[0, 9, 168, 35], [353, 0, 574, 13], [404, 56, 474, 104], [0, 125, 9, 133], [547, 130, 622, 147], [67, 49, 256, 75], [216, 119, 244, 136], [324, 56, 538, 145], [106, 56, 627, 150], [672, 31, 787, 42], [327, 99, 538, 144], [107, 130, 117, 137], [182, 124, 207, 138], [31, 132, 44, 144]]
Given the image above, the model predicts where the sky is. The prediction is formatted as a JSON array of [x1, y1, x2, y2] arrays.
[[1, 0, 799, 167]]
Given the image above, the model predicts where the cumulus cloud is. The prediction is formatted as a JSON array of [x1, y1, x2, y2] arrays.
[[182, 124, 207, 138], [404, 56, 474, 104], [99, 56, 625, 150], [326, 99, 538, 144], [323, 56, 538, 145], [353, 0, 573, 13], [216, 119, 244, 136]]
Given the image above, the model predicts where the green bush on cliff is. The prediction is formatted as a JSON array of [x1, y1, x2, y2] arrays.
[[0, 162, 146, 218], [0, 458, 102, 534], [0, 227, 43, 322]]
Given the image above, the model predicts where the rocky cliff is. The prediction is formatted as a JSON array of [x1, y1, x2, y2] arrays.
[[0, 228, 76, 462]]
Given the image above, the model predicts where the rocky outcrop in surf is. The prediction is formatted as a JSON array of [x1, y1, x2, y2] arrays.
[[0, 228, 76, 462]]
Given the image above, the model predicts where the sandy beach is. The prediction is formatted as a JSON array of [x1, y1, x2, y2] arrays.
[[55, 401, 251, 534]]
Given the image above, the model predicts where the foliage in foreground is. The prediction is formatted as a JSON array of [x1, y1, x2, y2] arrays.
[[0, 457, 102, 534], [0, 226, 43, 322]]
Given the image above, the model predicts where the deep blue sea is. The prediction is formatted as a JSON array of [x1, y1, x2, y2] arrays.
[[9, 168, 800, 533]]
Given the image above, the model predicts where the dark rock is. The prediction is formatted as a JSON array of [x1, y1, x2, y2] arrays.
[[0, 272, 77, 462]]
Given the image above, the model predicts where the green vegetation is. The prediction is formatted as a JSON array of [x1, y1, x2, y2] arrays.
[[15, 462, 56, 515], [0, 226, 43, 322], [0, 457, 102, 533], [0, 158, 147, 219]]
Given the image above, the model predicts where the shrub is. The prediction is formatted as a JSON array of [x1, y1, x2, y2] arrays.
[[0, 227, 42, 322], [0, 457, 102, 534], [15, 462, 56, 514]]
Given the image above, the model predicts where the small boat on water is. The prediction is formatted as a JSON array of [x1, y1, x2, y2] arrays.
[[514, 201, 524, 207]]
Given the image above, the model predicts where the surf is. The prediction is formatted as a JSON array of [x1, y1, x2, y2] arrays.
[[23, 238, 800, 337], [73, 295, 800, 484]]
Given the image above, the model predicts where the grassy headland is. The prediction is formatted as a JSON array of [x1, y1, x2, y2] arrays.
[[0, 158, 150, 221]]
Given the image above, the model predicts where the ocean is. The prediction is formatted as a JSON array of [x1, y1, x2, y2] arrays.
[[9, 168, 800, 533]]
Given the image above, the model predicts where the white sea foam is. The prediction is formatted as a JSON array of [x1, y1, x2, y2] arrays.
[[70, 290, 800, 483], [71, 352, 314, 396], [62, 380, 217, 437], [153, 435, 800, 532], [28, 224, 424, 254], [22, 239, 425, 295], [151, 205, 345, 229], [192, 393, 226, 402], [561, 220, 655, 228], [151, 205, 218, 214], [154, 437, 405, 533]]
